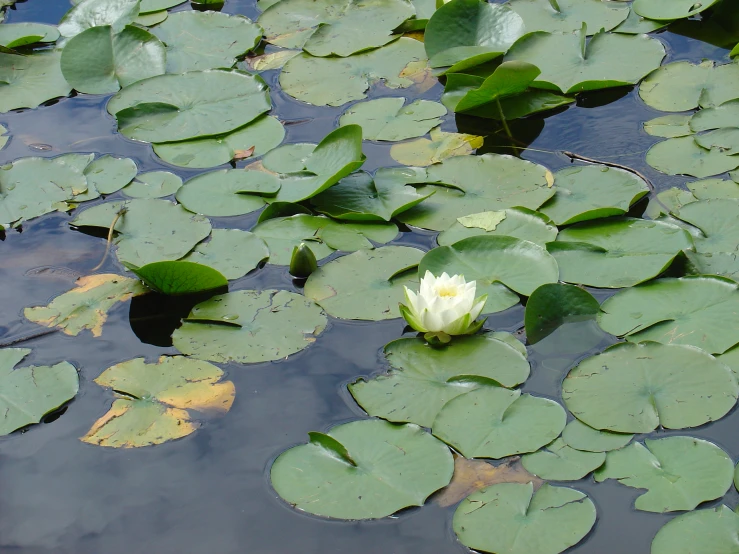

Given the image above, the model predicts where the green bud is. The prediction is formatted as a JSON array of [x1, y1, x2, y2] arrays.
[[289, 242, 318, 278]]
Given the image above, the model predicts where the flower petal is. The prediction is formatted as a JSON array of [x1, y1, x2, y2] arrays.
[[399, 303, 427, 332]]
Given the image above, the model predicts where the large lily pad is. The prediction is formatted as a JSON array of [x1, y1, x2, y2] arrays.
[[633, 0, 722, 21], [304, 245, 424, 320], [252, 214, 398, 264], [525, 283, 599, 344], [538, 164, 649, 225], [310, 168, 433, 221], [389, 126, 484, 166], [349, 334, 530, 428], [258, 0, 414, 56], [639, 60, 739, 112], [152, 11, 262, 73], [433, 386, 567, 459], [419, 235, 559, 313], [424, 0, 525, 71], [398, 154, 555, 231], [646, 135, 739, 178], [453, 483, 596, 554], [182, 229, 269, 280], [60, 25, 166, 94], [339, 98, 446, 141], [280, 38, 429, 106], [59, 0, 139, 38], [81, 356, 234, 448], [562, 342, 739, 433], [594, 436, 733, 512], [270, 419, 454, 519], [521, 438, 606, 481], [651, 506, 739, 554], [0, 51, 72, 113], [0, 23, 60, 48], [152, 116, 285, 169], [505, 27, 665, 94], [597, 276, 739, 354], [107, 69, 271, 143], [0, 348, 79, 436], [175, 169, 278, 216], [71, 199, 212, 268], [173, 290, 327, 363], [24, 274, 147, 337], [438, 208, 558, 247], [509, 0, 629, 34], [561, 419, 633, 453], [548, 218, 693, 288]]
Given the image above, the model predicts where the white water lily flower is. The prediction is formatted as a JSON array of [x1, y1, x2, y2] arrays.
[[399, 271, 487, 343]]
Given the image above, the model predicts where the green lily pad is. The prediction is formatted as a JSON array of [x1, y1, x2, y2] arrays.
[[419, 235, 559, 313], [175, 169, 278, 216], [304, 245, 424, 321], [262, 143, 317, 173], [639, 60, 739, 112], [59, 0, 140, 38], [0, 23, 60, 48], [280, 37, 429, 106], [598, 276, 739, 354], [453, 483, 596, 554], [548, 218, 693, 288], [693, 127, 739, 154], [561, 419, 633, 453], [129, 261, 228, 295], [388, 126, 484, 167], [310, 168, 433, 221], [522, 438, 606, 481], [613, 7, 670, 34], [633, 0, 722, 21], [505, 27, 665, 94], [0, 155, 88, 225], [245, 49, 301, 71], [122, 171, 181, 198], [173, 289, 327, 363], [81, 356, 234, 448], [82, 154, 138, 196], [349, 334, 530, 428], [270, 419, 454, 520], [525, 283, 599, 344], [0, 50, 72, 113], [338, 98, 446, 141], [71, 199, 212, 267], [424, 0, 525, 71], [398, 153, 555, 231], [60, 25, 165, 94], [647, 135, 739, 178], [652, 506, 739, 554], [0, 125, 8, 151], [594, 436, 733, 512], [134, 10, 168, 26], [538, 165, 649, 225], [107, 69, 271, 143], [434, 386, 567, 459], [562, 342, 738, 433], [509, 0, 629, 34], [252, 214, 398, 264], [152, 115, 285, 169], [438, 207, 558, 247], [258, 0, 414, 56], [152, 11, 262, 73], [182, 229, 269, 280], [140, 0, 186, 13], [0, 348, 79, 436], [690, 99, 739, 132], [24, 274, 147, 337], [643, 114, 692, 138]]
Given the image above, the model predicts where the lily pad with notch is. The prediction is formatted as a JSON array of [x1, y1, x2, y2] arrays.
[[182, 229, 269, 280], [122, 171, 182, 199], [561, 419, 633, 453], [509, 0, 629, 34], [338, 98, 446, 142], [0, 51, 72, 113], [438, 208, 558, 247], [521, 438, 606, 481]]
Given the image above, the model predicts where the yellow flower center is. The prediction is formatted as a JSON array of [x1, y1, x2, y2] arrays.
[[436, 285, 459, 298]]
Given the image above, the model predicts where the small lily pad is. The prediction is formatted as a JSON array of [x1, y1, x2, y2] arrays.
[[633, 0, 722, 21], [438, 208, 558, 247], [561, 419, 633, 453], [81, 356, 234, 448], [562, 342, 739, 433], [0, 348, 79, 436], [182, 229, 269, 280], [122, 171, 181, 199], [389, 126, 483, 167], [82, 155, 138, 196], [129, 261, 228, 295], [522, 438, 606, 481], [270, 419, 454, 520], [339, 98, 446, 142], [594, 436, 734, 512], [525, 283, 600, 344], [175, 169, 279, 216], [173, 289, 327, 363], [646, 135, 739, 178], [643, 114, 693, 138], [0, 23, 60, 48]]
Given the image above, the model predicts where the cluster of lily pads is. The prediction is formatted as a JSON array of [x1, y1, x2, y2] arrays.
[[4, 0, 739, 552]]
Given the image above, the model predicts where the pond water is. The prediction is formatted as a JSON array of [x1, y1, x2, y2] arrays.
[[2, 1, 739, 553]]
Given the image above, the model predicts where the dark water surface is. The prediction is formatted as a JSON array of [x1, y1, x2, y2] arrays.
[[1, 2, 738, 553]]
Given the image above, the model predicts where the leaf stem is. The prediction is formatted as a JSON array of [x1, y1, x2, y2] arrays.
[[496, 99, 513, 140], [91, 206, 128, 271]]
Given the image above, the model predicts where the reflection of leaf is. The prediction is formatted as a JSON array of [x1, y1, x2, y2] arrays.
[[81, 356, 234, 448], [24, 274, 148, 337], [0, 348, 79, 436], [435, 455, 542, 507]]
